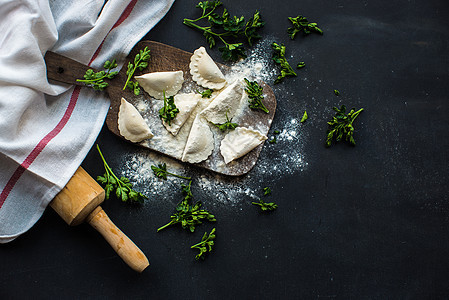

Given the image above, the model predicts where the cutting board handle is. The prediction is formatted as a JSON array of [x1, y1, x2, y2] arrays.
[[44, 51, 93, 86], [86, 206, 149, 273]]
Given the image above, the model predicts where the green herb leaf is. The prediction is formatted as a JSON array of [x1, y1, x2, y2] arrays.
[[123, 47, 151, 94], [271, 42, 297, 84], [334, 89, 340, 96], [159, 91, 179, 126], [191, 228, 216, 260], [243, 78, 269, 113], [263, 187, 271, 196], [244, 10, 265, 46], [76, 59, 118, 91], [212, 111, 238, 132], [151, 163, 191, 180], [197, 89, 214, 98], [325, 105, 364, 147], [252, 199, 278, 211], [297, 62, 306, 68], [301, 111, 308, 123], [219, 43, 246, 61], [287, 15, 323, 40], [157, 181, 216, 232], [268, 136, 277, 144], [95, 145, 147, 204], [183, 2, 264, 61]]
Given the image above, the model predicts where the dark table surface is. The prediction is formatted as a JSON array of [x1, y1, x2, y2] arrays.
[[2, 0, 449, 298]]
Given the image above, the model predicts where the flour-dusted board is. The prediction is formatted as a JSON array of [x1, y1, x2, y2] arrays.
[[46, 41, 277, 176]]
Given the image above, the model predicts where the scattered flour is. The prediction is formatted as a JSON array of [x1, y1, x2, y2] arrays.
[[119, 38, 309, 211]]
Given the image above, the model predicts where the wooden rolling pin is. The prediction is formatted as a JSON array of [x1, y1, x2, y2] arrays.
[[50, 166, 149, 272]]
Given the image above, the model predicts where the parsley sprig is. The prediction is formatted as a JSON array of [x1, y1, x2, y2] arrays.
[[271, 42, 297, 84], [151, 163, 191, 180], [96, 145, 147, 204], [183, 1, 264, 61], [326, 105, 364, 147], [301, 111, 308, 123], [252, 186, 277, 211], [212, 111, 238, 131], [123, 47, 151, 95], [157, 181, 216, 232], [252, 199, 278, 211], [191, 228, 216, 260], [197, 89, 214, 98], [159, 91, 179, 126], [243, 78, 269, 113], [287, 15, 323, 39], [76, 60, 118, 91]]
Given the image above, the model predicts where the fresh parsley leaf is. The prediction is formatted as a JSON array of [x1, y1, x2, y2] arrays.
[[325, 105, 364, 147], [301, 111, 308, 123], [244, 10, 265, 46], [151, 163, 191, 180], [95, 144, 147, 204], [123, 47, 151, 94], [287, 15, 323, 40], [274, 130, 280, 134], [271, 42, 297, 84], [183, 2, 264, 61], [197, 89, 214, 98], [76, 59, 118, 91], [157, 181, 216, 232], [243, 78, 269, 113], [196, 1, 222, 15], [126, 81, 141, 96], [334, 89, 340, 96], [297, 62, 306, 68], [191, 228, 216, 260], [252, 199, 278, 211], [212, 111, 238, 132], [263, 187, 271, 196], [219, 43, 246, 61], [159, 91, 179, 126]]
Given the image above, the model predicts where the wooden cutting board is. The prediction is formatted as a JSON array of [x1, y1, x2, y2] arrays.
[[45, 41, 276, 176]]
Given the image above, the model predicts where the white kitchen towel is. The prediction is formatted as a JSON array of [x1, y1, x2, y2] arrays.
[[0, 0, 175, 243]]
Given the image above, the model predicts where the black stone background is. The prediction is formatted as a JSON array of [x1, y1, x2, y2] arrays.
[[1, 0, 449, 298]]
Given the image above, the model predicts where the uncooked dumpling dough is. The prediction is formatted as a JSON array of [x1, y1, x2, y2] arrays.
[[118, 97, 154, 142], [163, 93, 201, 136], [200, 80, 243, 124], [220, 127, 267, 164], [190, 46, 226, 90], [181, 116, 214, 163], [135, 70, 184, 100]]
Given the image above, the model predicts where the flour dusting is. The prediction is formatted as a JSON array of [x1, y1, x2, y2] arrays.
[[120, 38, 309, 209]]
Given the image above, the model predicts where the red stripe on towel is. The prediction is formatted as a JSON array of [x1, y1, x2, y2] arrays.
[[0, 0, 138, 209]]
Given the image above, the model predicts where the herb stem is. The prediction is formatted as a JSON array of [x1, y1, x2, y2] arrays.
[[123, 66, 137, 91], [157, 221, 175, 232], [97, 144, 123, 190]]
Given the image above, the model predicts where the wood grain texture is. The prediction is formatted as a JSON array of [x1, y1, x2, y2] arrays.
[[50, 166, 105, 226], [87, 206, 149, 273], [50, 167, 149, 272]]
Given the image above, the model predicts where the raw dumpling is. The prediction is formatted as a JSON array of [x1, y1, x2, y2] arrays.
[[118, 97, 154, 142], [181, 116, 214, 163], [135, 70, 184, 100], [190, 46, 226, 90], [220, 127, 267, 164], [163, 93, 201, 136], [200, 80, 243, 124]]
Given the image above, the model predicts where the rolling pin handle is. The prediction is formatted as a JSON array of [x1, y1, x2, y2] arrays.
[[86, 206, 149, 273]]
